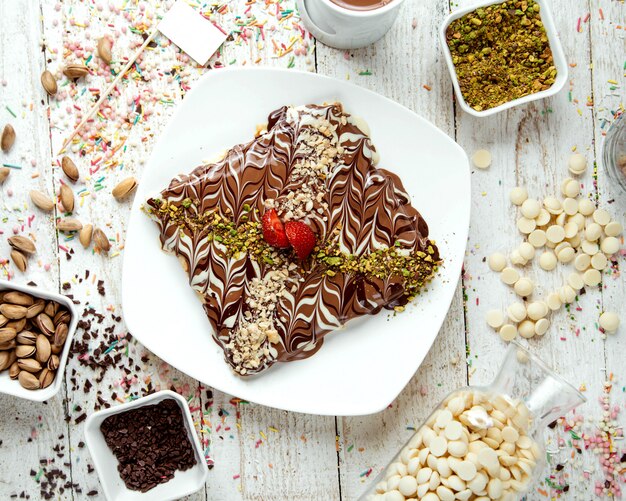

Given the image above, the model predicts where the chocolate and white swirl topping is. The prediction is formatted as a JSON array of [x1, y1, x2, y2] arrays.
[[146, 103, 440, 376]]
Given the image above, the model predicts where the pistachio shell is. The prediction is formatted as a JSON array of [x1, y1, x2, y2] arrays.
[[61, 156, 79, 183], [18, 370, 40, 389], [8, 235, 36, 254], [1, 124, 15, 152], [41, 70, 58, 96], [112, 177, 138, 200]]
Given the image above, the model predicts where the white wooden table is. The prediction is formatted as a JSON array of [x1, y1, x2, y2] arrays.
[[0, 0, 624, 499]]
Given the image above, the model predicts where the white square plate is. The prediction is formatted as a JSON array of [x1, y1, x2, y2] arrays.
[[122, 68, 470, 416]]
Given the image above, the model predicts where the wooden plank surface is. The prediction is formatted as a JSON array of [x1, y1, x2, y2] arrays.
[[0, 0, 623, 500]]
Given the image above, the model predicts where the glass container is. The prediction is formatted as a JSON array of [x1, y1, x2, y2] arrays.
[[603, 112, 626, 194], [359, 341, 586, 501]]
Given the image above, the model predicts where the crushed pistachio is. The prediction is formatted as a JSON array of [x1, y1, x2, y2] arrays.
[[147, 199, 440, 300], [446, 0, 556, 111]]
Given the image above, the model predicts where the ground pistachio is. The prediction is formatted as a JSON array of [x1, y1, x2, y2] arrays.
[[446, 0, 555, 111]]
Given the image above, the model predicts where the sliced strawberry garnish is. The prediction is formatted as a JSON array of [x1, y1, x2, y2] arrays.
[[285, 221, 317, 259], [261, 209, 290, 249]]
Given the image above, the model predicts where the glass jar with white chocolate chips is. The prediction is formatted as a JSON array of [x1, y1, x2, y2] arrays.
[[360, 342, 586, 501]]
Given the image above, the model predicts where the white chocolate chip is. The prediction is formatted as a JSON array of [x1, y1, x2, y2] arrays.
[[518, 320, 535, 339], [546, 225, 565, 244], [557, 247, 575, 263], [578, 198, 595, 216], [520, 199, 541, 219], [517, 217, 536, 234], [538, 251, 557, 271], [558, 285, 576, 304], [592, 209, 611, 226], [507, 302, 527, 323], [513, 277, 534, 297], [543, 196, 562, 215], [604, 221, 623, 237], [562, 179, 580, 198], [472, 149, 492, 169], [582, 240, 599, 255], [546, 292, 562, 311], [562, 198, 578, 216], [583, 268, 601, 287], [574, 253, 591, 271], [509, 187, 528, 206], [528, 229, 547, 248], [535, 209, 551, 227], [526, 301, 548, 321], [430, 436, 448, 457], [488, 252, 507, 272], [567, 272, 585, 291], [563, 222, 578, 239], [518, 242, 535, 261], [590, 253, 608, 270], [510, 249, 527, 266], [568, 153, 587, 175], [600, 236, 620, 255], [585, 223, 602, 241], [499, 324, 517, 341], [500, 267, 520, 285], [599, 311, 620, 333], [535, 318, 550, 336], [486, 310, 505, 329], [398, 476, 418, 497]]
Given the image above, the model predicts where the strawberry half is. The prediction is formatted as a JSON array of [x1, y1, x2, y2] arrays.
[[261, 209, 290, 249], [285, 221, 317, 259]]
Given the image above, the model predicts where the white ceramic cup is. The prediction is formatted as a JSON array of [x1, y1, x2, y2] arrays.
[[297, 0, 405, 49]]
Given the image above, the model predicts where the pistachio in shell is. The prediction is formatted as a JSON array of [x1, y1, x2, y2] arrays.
[[63, 64, 89, 79], [17, 358, 42, 373], [18, 370, 40, 390], [93, 227, 111, 252], [111, 177, 138, 200], [15, 345, 36, 359], [1, 124, 16, 153], [56, 218, 82, 232], [97, 37, 113, 65], [36, 334, 51, 363], [8, 235, 36, 254], [0, 167, 10, 184], [61, 156, 79, 183], [60, 184, 75, 213], [41, 70, 58, 96], [4, 291, 33, 306], [9, 361, 20, 379], [79, 223, 93, 248], [39, 368, 55, 388], [0, 303, 28, 320], [30, 190, 55, 211], [0, 327, 17, 343]]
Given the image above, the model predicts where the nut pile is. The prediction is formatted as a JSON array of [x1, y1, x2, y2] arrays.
[[0, 290, 71, 390], [368, 389, 539, 501], [486, 154, 622, 341]]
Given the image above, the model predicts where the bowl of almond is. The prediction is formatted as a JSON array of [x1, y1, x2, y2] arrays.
[[0, 279, 77, 401]]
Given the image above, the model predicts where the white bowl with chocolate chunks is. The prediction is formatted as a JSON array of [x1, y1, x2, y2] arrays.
[[0, 279, 77, 401]]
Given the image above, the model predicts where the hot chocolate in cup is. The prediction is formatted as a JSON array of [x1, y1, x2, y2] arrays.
[[297, 0, 405, 49]]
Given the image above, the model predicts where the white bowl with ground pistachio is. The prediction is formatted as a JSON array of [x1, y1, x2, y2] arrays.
[[440, 0, 567, 117]]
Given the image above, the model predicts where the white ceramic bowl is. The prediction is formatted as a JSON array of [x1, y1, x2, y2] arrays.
[[84, 390, 208, 501], [0, 279, 78, 402], [439, 0, 568, 117]]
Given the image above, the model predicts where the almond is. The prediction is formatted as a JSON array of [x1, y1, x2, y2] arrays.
[[8, 235, 36, 254], [0, 167, 9, 184], [61, 156, 79, 183], [97, 37, 113, 65], [1, 124, 15, 152], [18, 370, 40, 390], [57, 218, 82, 232], [63, 64, 89, 79], [79, 223, 93, 248], [41, 70, 58, 96], [30, 190, 55, 211], [60, 184, 74, 213], [112, 177, 138, 200], [93, 227, 111, 252]]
